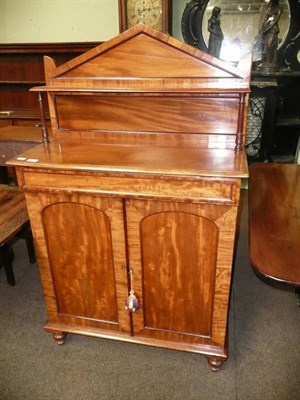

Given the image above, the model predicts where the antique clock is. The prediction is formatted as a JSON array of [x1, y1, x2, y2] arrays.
[[118, 0, 172, 34]]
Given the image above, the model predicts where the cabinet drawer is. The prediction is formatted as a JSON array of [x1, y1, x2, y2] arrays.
[[20, 170, 240, 204]]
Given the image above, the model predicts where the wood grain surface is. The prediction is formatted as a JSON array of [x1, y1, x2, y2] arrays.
[[0, 184, 28, 245], [8, 24, 251, 370], [249, 163, 300, 286], [8, 139, 248, 178]]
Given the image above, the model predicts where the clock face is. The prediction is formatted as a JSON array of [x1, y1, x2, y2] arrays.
[[126, 0, 163, 30]]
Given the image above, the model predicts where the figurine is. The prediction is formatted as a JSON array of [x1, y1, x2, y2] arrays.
[[207, 6, 224, 58], [257, 0, 282, 72]]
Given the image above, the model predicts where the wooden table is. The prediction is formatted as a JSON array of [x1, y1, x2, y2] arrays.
[[0, 184, 33, 285], [0, 126, 50, 166], [0, 126, 51, 182], [249, 163, 300, 303]]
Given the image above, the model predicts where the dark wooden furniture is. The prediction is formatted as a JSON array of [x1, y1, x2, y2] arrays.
[[0, 128, 38, 283], [0, 184, 35, 286], [0, 42, 100, 128], [0, 126, 52, 183], [249, 163, 300, 296], [8, 25, 251, 371], [0, 126, 52, 165], [272, 72, 300, 160], [249, 72, 300, 162], [247, 76, 278, 161]]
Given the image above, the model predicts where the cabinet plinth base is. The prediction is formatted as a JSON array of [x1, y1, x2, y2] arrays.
[[46, 322, 227, 371], [53, 332, 67, 345], [206, 356, 225, 372]]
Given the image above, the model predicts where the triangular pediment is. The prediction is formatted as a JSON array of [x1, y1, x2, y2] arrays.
[[45, 24, 251, 79], [42, 24, 251, 91]]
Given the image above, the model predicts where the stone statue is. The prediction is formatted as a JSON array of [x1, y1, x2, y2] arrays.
[[258, 0, 282, 72], [207, 6, 224, 58]]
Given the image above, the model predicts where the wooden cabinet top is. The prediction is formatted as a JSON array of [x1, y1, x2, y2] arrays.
[[8, 138, 248, 178]]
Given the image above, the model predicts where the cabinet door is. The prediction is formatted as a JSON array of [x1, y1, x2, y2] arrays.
[[125, 199, 238, 350], [25, 191, 130, 334]]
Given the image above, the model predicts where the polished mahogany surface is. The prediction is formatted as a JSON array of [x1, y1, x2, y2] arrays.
[[0, 184, 28, 245], [249, 163, 300, 286], [0, 126, 53, 184], [8, 25, 251, 371], [10, 138, 248, 178], [30, 25, 251, 153]]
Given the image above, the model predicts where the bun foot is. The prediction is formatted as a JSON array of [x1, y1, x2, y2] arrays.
[[206, 356, 225, 372], [53, 332, 67, 345]]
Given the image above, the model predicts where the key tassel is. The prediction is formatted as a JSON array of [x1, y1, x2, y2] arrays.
[[125, 268, 139, 312], [125, 290, 139, 312]]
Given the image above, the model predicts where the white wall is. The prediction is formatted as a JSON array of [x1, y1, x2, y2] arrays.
[[0, 0, 119, 43], [0, 0, 187, 43]]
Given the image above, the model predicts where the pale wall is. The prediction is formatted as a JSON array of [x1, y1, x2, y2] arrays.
[[0, 0, 119, 42], [0, 0, 187, 43]]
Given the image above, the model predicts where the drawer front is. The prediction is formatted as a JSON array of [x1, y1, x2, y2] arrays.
[[19, 169, 240, 204]]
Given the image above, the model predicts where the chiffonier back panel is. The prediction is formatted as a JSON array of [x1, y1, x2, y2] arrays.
[[32, 25, 251, 150], [53, 94, 239, 133]]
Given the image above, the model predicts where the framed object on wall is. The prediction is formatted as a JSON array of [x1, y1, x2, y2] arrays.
[[181, 0, 300, 70], [118, 0, 172, 34]]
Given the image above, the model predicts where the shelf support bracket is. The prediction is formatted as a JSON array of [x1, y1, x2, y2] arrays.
[[38, 91, 50, 145]]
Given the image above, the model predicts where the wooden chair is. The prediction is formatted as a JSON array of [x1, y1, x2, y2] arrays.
[[0, 184, 35, 286]]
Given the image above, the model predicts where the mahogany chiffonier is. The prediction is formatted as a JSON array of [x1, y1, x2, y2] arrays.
[[8, 25, 251, 371]]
